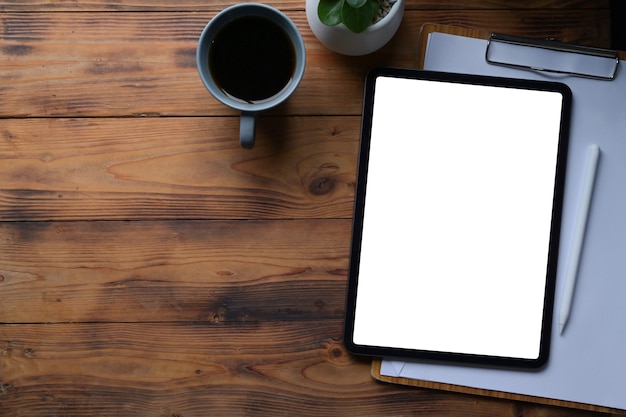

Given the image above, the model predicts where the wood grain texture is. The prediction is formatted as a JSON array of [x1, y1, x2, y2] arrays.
[[0, 0, 611, 11], [0, 9, 611, 118], [0, 117, 359, 221], [1, 332, 618, 417], [0, 322, 614, 417], [0, 1, 619, 416], [0, 219, 351, 323]]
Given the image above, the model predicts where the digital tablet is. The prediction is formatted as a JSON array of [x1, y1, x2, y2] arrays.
[[344, 68, 571, 368]]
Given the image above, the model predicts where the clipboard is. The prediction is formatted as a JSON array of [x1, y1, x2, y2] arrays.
[[372, 24, 626, 414], [416, 24, 626, 69]]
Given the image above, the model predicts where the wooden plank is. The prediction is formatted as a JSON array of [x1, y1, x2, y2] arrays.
[[0, 10, 611, 118], [0, 0, 610, 12], [0, 116, 359, 221], [0, 219, 352, 323], [0, 321, 607, 417]]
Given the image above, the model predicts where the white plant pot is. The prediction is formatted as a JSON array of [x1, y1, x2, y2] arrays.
[[305, 0, 404, 56]]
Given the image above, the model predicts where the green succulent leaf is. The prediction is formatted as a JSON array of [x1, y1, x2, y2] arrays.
[[318, 0, 344, 26], [346, 0, 368, 8], [341, 0, 378, 33]]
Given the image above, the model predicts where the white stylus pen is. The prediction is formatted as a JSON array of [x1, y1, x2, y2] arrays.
[[559, 144, 600, 335]]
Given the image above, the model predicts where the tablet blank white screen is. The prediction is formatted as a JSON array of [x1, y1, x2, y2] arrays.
[[353, 76, 563, 360]]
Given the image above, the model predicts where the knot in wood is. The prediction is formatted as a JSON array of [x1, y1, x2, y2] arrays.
[[326, 341, 351, 365], [308, 176, 335, 196]]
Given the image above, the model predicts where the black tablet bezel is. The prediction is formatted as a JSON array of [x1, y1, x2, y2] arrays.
[[344, 67, 572, 369]]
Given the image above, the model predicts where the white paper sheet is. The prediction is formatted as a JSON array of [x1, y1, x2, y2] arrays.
[[380, 33, 626, 411]]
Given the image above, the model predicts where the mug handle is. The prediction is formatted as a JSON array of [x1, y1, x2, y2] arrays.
[[240, 111, 257, 149]]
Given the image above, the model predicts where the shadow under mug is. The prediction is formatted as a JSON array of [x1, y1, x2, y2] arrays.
[[196, 3, 306, 149]]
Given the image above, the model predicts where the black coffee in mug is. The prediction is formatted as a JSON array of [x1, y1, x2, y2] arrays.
[[209, 16, 296, 104], [197, 3, 306, 148]]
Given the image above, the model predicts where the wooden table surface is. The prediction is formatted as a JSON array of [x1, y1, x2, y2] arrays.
[[0, 1, 619, 416]]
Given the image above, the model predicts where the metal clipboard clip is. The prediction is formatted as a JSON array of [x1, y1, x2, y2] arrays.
[[486, 33, 619, 80]]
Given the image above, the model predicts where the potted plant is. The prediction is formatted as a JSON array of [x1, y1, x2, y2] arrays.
[[306, 0, 404, 55]]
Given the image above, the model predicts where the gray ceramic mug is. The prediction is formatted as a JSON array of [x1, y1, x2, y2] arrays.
[[196, 3, 306, 149]]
